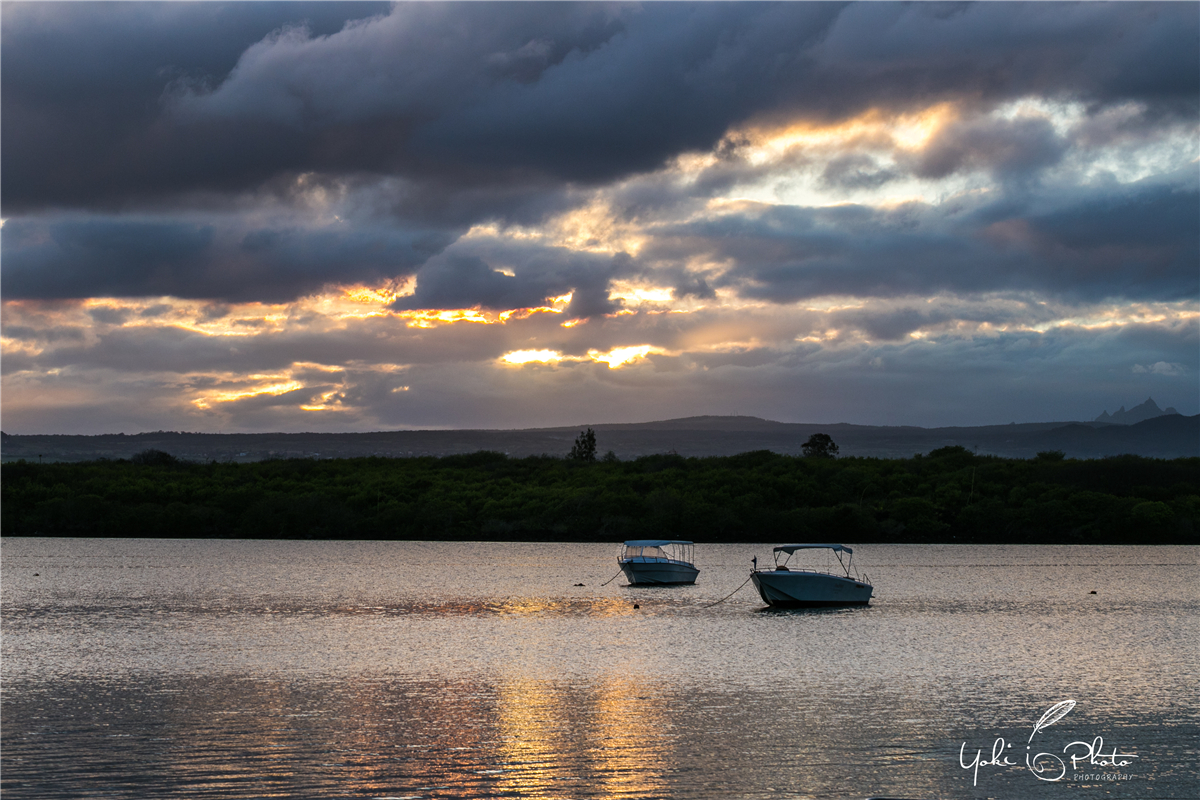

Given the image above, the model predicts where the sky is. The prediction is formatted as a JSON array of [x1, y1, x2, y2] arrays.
[[2, 1, 1197, 435]]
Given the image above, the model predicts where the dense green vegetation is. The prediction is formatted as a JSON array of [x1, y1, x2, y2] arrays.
[[2, 447, 1197, 543]]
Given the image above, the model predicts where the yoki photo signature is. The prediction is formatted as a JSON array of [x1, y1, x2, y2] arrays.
[[959, 700, 1139, 787]]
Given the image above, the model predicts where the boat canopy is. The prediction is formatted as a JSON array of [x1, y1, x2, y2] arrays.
[[624, 539, 694, 547], [773, 544, 852, 554]]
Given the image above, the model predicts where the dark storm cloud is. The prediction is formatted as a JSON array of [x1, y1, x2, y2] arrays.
[[392, 255, 555, 313], [820, 154, 898, 191], [392, 245, 628, 318], [1, 214, 457, 302], [1013, 184, 1200, 300], [2, 1, 1196, 313], [827, 297, 1065, 342], [352, 2, 1198, 186], [0, 323, 86, 347], [810, 2, 1198, 116], [0, 1, 634, 212], [646, 202, 972, 302], [669, 271, 718, 302], [88, 306, 133, 326], [406, 3, 843, 183], [2, 217, 215, 298], [1, 1, 392, 212], [914, 115, 1068, 181], [647, 179, 1200, 304], [368, 176, 580, 233], [5, 2, 1195, 213]]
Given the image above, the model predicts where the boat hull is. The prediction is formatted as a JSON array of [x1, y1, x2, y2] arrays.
[[619, 559, 699, 585], [751, 570, 872, 607]]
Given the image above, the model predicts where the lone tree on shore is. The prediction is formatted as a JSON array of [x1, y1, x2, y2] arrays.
[[568, 428, 598, 462], [131, 449, 178, 466], [802, 433, 839, 458]]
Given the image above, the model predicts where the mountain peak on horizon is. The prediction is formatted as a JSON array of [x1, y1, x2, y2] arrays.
[[1095, 397, 1179, 425]]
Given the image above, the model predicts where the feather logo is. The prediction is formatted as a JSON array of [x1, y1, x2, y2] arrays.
[[1029, 699, 1076, 743]]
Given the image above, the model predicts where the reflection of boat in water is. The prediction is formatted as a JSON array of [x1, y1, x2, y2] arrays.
[[751, 544, 872, 608], [618, 540, 699, 585]]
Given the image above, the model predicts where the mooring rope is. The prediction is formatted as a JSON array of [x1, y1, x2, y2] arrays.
[[705, 575, 752, 607], [600, 569, 624, 586]]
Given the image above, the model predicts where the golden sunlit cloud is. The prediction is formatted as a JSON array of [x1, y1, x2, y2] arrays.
[[192, 380, 304, 409], [340, 279, 415, 305], [74, 282, 566, 338], [1029, 303, 1200, 333], [464, 199, 646, 256], [291, 361, 346, 374], [500, 344, 669, 369], [7, 285, 1196, 430], [300, 389, 343, 411], [395, 292, 573, 328], [502, 349, 564, 365], [398, 308, 494, 327], [798, 329, 842, 343], [80, 296, 294, 337], [66, 284, 581, 337], [587, 345, 668, 368], [608, 280, 674, 306], [735, 101, 960, 166]]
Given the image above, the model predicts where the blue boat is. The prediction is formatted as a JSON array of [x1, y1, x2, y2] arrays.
[[751, 544, 873, 607], [618, 539, 699, 585]]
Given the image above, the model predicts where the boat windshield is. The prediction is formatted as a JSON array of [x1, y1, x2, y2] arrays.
[[621, 541, 694, 563], [623, 545, 668, 560]]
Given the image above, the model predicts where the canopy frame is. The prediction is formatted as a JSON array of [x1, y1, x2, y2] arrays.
[[771, 543, 855, 577]]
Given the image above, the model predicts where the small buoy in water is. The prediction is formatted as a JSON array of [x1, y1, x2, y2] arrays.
[[633, 603, 640, 609], [1089, 590, 1097, 594]]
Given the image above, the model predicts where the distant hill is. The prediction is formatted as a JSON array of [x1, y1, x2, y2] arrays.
[[3, 413, 1197, 463], [1095, 397, 1180, 425]]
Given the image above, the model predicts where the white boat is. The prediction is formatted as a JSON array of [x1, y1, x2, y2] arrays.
[[618, 540, 699, 585], [750, 544, 873, 607]]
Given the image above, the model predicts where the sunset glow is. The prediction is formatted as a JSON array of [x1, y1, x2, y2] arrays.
[[741, 101, 959, 165], [192, 381, 305, 409], [502, 349, 564, 365], [588, 345, 667, 369]]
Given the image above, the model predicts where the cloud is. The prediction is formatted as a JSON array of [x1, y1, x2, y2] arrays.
[[1, 2, 392, 212], [390, 244, 627, 319], [638, 178, 1199, 305], [914, 115, 1068, 180], [2, 3, 1196, 434], [988, 183, 1200, 300], [4, 2, 1194, 308], [392, 255, 555, 314], [5, 3, 1194, 214], [5, 308, 1196, 434], [169, 4, 629, 128], [820, 154, 898, 191], [1133, 361, 1187, 376], [811, 2, 1198, 117], [2, 213, 458, 302], [2, 217, 215, 298]]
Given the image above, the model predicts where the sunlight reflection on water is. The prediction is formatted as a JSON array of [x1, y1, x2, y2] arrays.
[[2, 539, 1197, 799]]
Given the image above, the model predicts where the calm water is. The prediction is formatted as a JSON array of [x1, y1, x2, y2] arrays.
[[2, 539, 1196, 800]]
